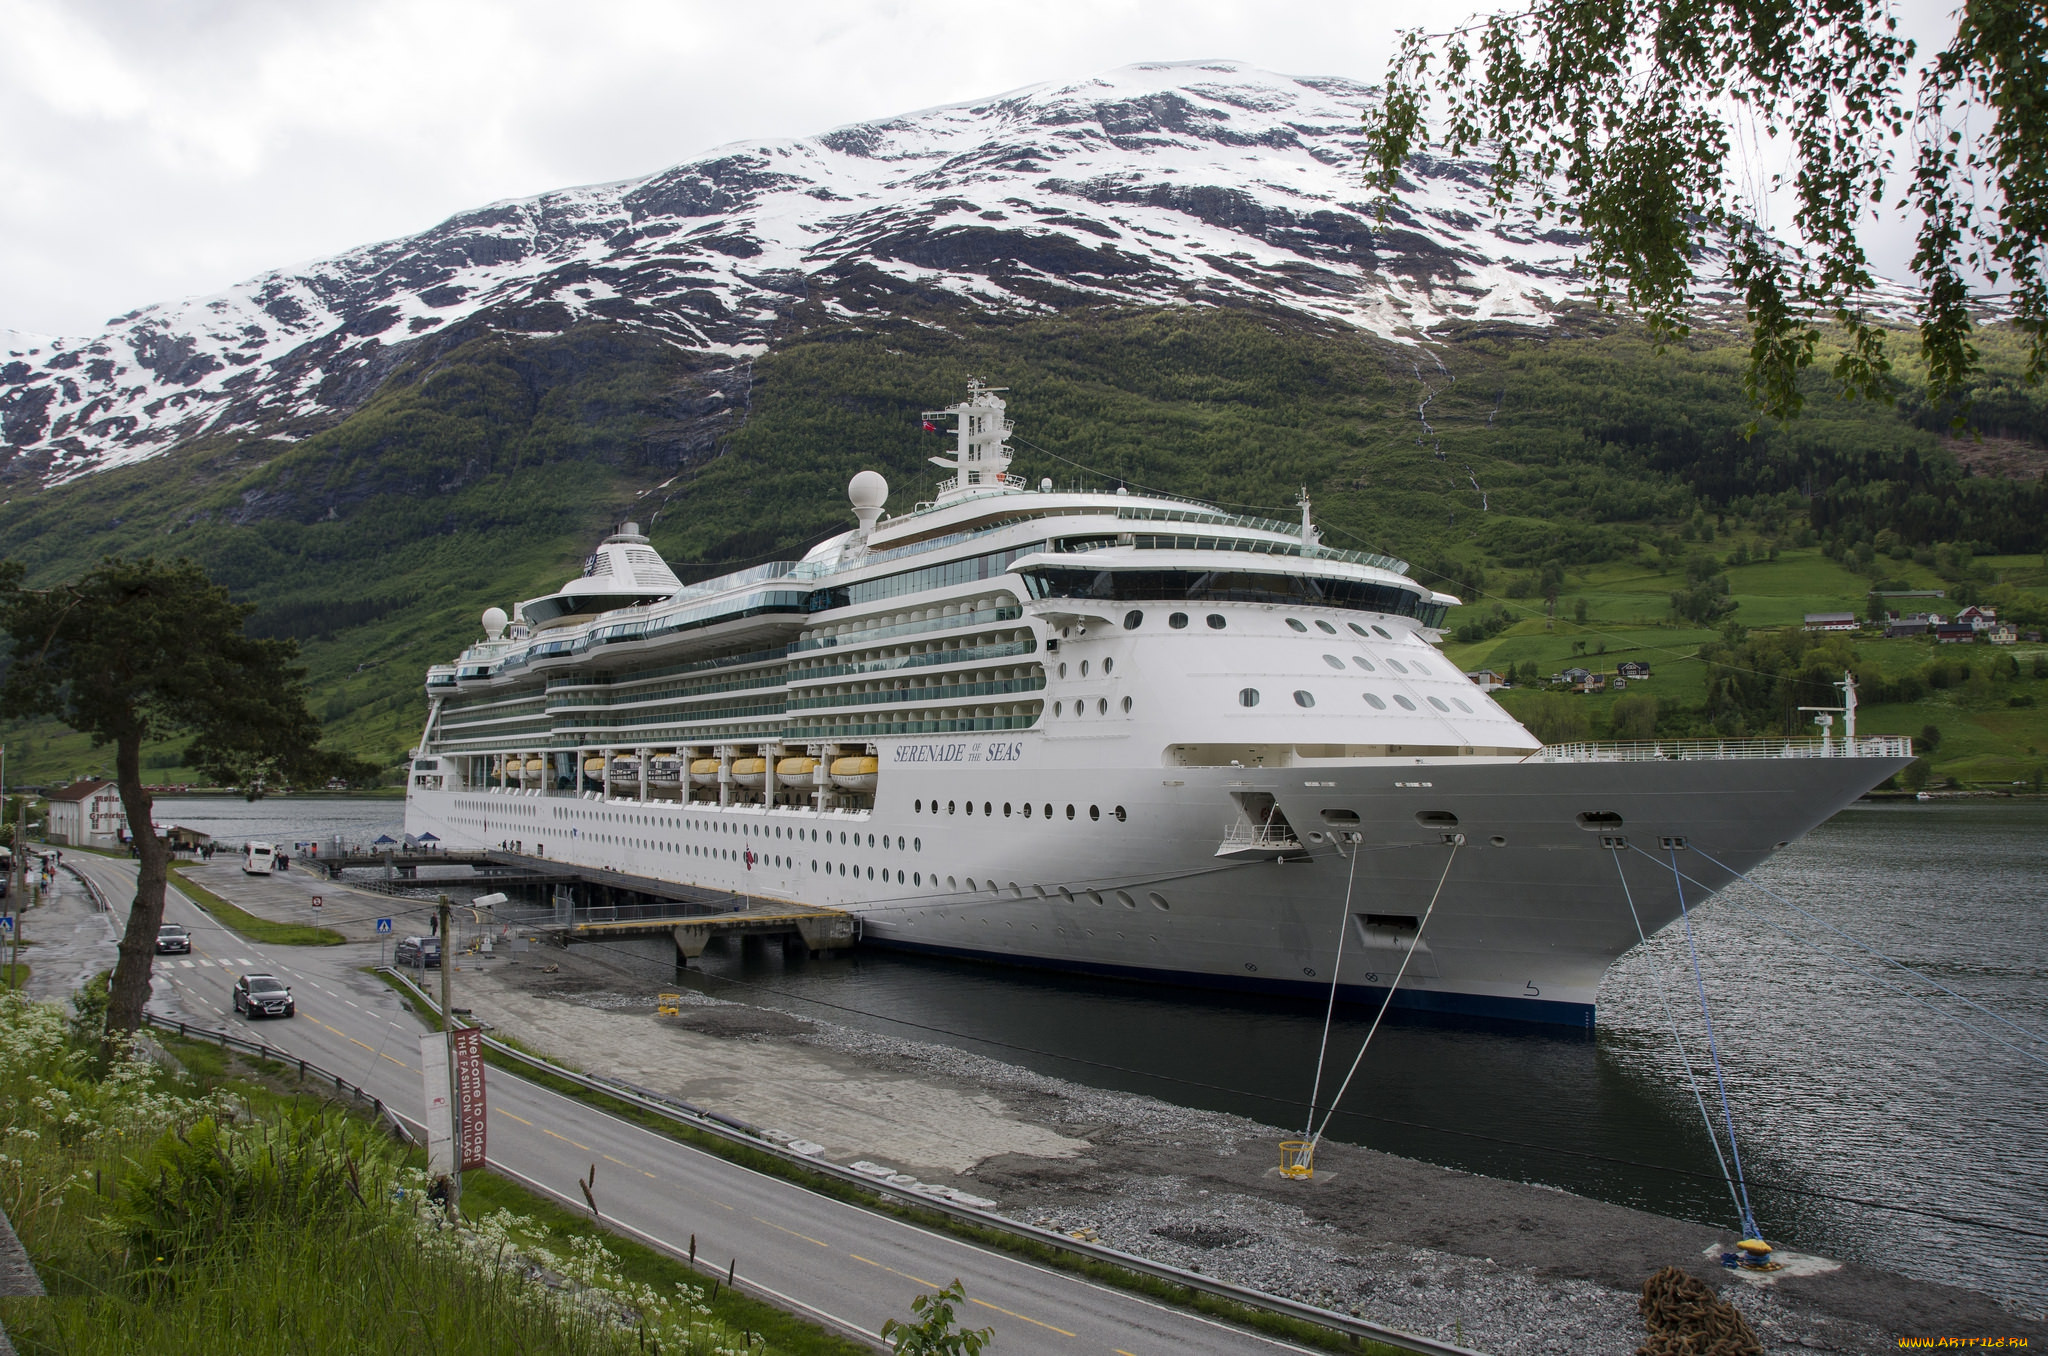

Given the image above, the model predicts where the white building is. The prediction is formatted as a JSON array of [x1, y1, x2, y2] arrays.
[[44, 779, 127, 850]]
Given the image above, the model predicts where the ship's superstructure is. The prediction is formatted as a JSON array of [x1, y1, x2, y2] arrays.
[[405, 382, 1910, 1025]]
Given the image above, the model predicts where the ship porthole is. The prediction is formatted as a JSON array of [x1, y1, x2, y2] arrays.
[[1170, 612, 1189, 629], [1066, 804, 1076, 820], [1428, 696, 1449, 711], [1206, 614, 1226, 629], [1490, 836, 1507, 847], [1089, 804, 1100, 820], [1293, 690, 1316, 708], [1349, 622, 1368, 636], [1124, 610, 1144, 629], [1287, 618, 1308, 632], [1053, 701, 1063, 717], [1121, 695, 1132, 713], [1004, 803, 1013, 817], [1364, 692, 1386, 709], [1239, 688, 1261, 707], [1393, 695, 1416, 711], [1315, 620, 1337, 634], [1114, 805, 1126, 821], [1323, 654, 1345, 670], [1097, 698, 1108, 715], [1372, 625, 1393, 639]]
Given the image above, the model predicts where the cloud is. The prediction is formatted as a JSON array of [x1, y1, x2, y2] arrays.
[[0, 0, 1964, 335]]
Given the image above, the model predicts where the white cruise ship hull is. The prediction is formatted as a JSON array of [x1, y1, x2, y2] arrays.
[[404, 739, 1902, 1027]]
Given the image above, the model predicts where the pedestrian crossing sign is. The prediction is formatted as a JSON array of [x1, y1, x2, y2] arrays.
[[376, 918, 392, 933]]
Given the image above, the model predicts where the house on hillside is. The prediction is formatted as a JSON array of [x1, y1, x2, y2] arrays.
[[1558, 667, 1604, 692], [1885, 616, 1932, 638], [1804, 612, 1859, 632], [1617, 660, 1652, 680], [44, 779, 127, 850], [1989, 624, 2018, 645], [1958, 605, 1999, 631], [1464, 669, 1508, 691], [1935, 623, 1977, 644]]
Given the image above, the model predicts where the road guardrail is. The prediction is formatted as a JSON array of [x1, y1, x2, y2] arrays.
[[139, 1010, 419, 1147], [377, 966, 1485, 1356]]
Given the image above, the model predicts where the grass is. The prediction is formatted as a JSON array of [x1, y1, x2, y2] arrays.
[[0, 995, 867, 1356], [2, 962, 27, 987], [168, 865, 346, 947], [367, 969, 1413, 1356], [1444, 543, 2048, 783]]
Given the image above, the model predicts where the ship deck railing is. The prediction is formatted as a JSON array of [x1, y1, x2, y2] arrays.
[[1527, 735, 1912, 763], [1217, 821, 1306, 852]]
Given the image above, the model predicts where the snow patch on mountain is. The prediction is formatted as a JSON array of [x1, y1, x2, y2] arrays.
[[4, 59, 1601, 484]]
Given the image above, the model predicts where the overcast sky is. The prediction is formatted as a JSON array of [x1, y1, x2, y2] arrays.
[[1, 0, 1961, 338]]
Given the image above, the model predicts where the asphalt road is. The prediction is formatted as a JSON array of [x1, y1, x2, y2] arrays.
[[70, 854, 1319, 1355]]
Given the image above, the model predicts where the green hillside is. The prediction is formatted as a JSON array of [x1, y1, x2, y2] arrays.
[[1, 305, 2043, 789]]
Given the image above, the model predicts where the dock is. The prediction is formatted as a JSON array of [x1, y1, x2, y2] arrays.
[[316, 848, 858, 965]]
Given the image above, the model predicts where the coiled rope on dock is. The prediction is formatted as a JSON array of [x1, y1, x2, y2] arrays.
[[1637, 1266, 1762, 1356]]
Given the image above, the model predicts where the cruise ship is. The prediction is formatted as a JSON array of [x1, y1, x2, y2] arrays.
[[404, 381, 1910, 1026]]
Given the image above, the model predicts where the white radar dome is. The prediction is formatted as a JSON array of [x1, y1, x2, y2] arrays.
[[848, 470, 889, 510], [481, 606, 509, 639], [848, 470, 889, 535]]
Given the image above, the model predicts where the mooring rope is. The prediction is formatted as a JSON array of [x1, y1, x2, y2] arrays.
[[1667, 845, 1760, 1240], [1611, 847, 1748, 1230], [1308, 838, 1460, 1149], [1303, 834, 1364, 1137], [1689, 844, 2048, 1052], [1641, 846, 2048, 1074]]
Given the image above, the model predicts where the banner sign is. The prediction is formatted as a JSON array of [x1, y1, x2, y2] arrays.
[[420, 1027, 488, 1173], [420, 1032, 453, 1176], [453, 1027, 487, 1170]]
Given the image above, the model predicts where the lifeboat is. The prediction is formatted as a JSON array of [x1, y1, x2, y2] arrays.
[[830, 755, 879, 791], [609, 756, 641, 781], [731, 757, 768, 790], [583, 757, 607, 775], [689, 758, 721, 787], [776, 755, 819, 783], [522, 757, 545, 784], [647, 757, 683, 788]]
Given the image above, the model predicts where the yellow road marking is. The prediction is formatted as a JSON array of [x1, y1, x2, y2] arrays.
[[601, 1152, 654, 1179], [498, 1109, 533, 1126], [847, 1254, 940, 1289], [750, 1215, 829, 1248], [302, 1012, 413, 1068], [969, 1296, 1076, 1337], [542, 1127, 591, 1151], [1117, 1349, 1141, 1355]]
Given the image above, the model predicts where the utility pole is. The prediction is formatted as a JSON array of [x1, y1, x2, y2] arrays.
[[438, 893, 462, 1215], [8, 790, 24, 990]]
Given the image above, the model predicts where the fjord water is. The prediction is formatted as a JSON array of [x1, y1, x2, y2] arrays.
[[158, 795, 2048, 1315]]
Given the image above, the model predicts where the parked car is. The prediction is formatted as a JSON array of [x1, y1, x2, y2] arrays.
[[394, 936, 441, 969], [155, 923, 192, 955], [232, 973, 294, 1019]]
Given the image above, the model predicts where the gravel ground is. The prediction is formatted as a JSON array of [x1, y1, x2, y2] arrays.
[[456, 937, 2046, 1355]]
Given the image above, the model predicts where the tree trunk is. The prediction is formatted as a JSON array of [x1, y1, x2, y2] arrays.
[[103, 733, 166, 1042]]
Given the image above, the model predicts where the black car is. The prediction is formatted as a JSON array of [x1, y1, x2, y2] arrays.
[[155, 924, 192, 955], [233, 973, 295, 1019], [394, 936, 441, 969]]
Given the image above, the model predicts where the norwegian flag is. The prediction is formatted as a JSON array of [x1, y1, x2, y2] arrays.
[[921, 419, 944, 433]]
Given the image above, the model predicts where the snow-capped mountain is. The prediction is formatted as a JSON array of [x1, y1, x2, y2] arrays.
[[1, 60, 1594, 484]]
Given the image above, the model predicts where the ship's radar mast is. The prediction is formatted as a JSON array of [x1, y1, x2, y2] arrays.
[[924, 378, 1020, 501]]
